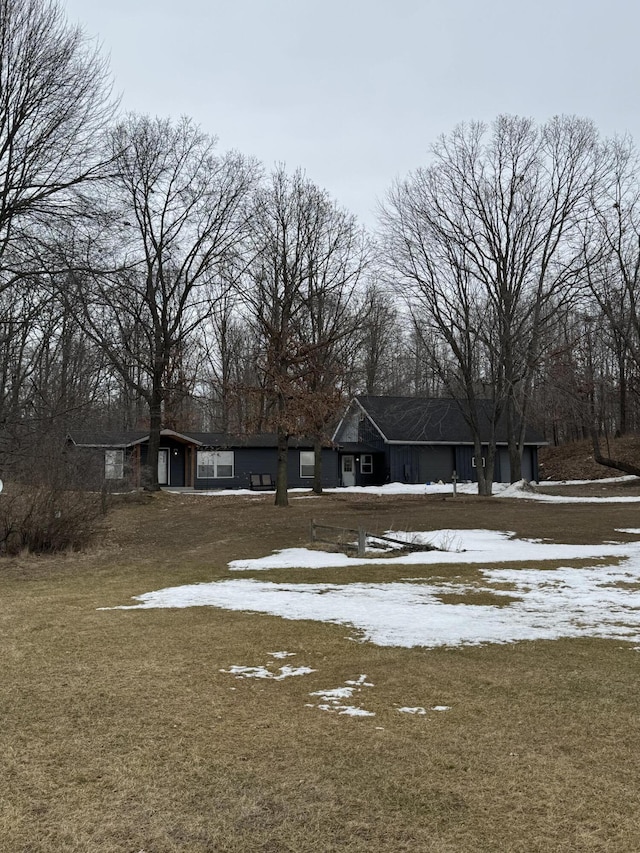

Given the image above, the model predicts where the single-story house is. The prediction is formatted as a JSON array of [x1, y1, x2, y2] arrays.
[[67, 429, 338, 491], [68, 397, 545, 491], [332, 395, 545, 487]]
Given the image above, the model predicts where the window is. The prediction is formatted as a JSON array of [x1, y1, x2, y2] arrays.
[[197, 450, 234, 479], [360, 454, 373, 474], [105, 449, 124, 480], [471, 456, 486, 468], [300, 450, 315, 478]]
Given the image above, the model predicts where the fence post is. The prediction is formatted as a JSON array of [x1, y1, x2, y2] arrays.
[[358, 527, 366, 557], [311, 519, 316, 544], [452, 470, 457, 498]]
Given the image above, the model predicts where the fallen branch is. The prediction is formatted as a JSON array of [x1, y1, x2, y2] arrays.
[[591, 428, 640, 477]]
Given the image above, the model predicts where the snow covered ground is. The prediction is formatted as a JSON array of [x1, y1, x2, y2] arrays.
[[103, 525, 640, 650], [170, 476, 640, 503]]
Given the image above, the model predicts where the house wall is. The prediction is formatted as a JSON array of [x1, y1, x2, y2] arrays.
[[390, 445, 456, 484], [387, 444, 542, 484], [139, 437, 189, 487], [358, 416, 385, 449], [455, 446, 487, 482], [339, 452, 387, 487], [287, 448, 339, 489], [339, 411, 359, 442], [496, 447, 538, 483], [71, 446, 120, 490], [193, 447, 339, 490], [418, 447, 455, 483], [388, 445, 420, 483], [358, 452, 387, 487]]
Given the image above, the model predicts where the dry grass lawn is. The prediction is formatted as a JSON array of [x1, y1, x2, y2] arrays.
[[1, 487, 640, 851]]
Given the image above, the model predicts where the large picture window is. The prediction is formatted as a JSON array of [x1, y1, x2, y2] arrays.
[[197, 450, 234, 479], [300, 450, 315, 478], [105, 449, 124, 479]]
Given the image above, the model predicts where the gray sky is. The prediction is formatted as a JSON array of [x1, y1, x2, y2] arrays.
[[63, 0, 640, 227]]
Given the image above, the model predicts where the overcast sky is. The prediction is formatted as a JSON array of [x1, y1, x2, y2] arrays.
[[62, 0, 640, 227]]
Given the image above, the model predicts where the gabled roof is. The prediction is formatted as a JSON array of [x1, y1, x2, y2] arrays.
[[350, 396, 545, 445], [68, 428, 204, 448], [67, 429, 318, 450]]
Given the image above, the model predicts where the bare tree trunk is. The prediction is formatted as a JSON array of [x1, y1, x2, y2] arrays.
[[474, 439, 494, 496], [313, 437, 323, 495], [507, 399, 523, 482], [275, 429, 289, 507], [145, 390, 162, 491]]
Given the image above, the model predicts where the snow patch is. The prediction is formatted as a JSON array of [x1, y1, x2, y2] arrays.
[[102, 530, 640, 649], [309, 674, 374, 716], [221, 664, 315, 680]]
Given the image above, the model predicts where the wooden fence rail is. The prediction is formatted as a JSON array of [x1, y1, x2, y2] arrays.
[[310, 520, 435, 557]]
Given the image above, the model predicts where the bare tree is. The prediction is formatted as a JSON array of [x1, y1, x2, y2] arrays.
[[70, 115, 258, 489], [0, 0, 114, 269], [381, 115, 601, 492], [580, 137, 640, 474], [238, 167, 367, 505], [0, 0, 114, 480], [355, 279, 399, 394]]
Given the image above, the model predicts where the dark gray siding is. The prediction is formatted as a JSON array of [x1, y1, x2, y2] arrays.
[[389, 445, 420, 483], [356, 452, 387, 487], [389, 445, 460, 484], [193, 447, 339, 490], [359, 415, 385, 449], [287, 448, 339, 489], [417, 446, 455, 483], [194, 447, 276, 490]]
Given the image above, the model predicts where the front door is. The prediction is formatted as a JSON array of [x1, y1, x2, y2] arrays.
[[158, 448, 169, 485], [341, 454, 356, 487]]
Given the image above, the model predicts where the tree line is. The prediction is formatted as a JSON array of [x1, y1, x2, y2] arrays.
[[3, 0, 640, 503]]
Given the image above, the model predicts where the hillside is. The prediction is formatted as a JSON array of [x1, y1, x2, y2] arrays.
[[538, 435, 640, 481]]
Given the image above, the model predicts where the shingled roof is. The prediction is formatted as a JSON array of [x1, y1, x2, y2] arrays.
[[67, 429, 317, 449], [353, 396, 545, 445]]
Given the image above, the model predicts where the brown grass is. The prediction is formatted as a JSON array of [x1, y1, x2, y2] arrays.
[[1, 487, 640, 851]]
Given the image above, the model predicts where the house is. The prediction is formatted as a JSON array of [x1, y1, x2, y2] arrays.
[[67, 429, 339, 491], [332, 396, 545, 486], [68, 397, 545, 491]]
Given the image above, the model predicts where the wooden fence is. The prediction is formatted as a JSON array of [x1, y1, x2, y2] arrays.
[[310, 520, 434, 557]]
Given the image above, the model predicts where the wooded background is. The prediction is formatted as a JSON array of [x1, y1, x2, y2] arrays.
[[3, 0, 640, 497]]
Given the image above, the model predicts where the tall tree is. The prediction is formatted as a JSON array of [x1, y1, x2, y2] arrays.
[[0, 0, 114, 269], [581, 137, 640, 474], [381, 115, 601, 492], [239, 167, 367, 505], [0, 0, 113, 475], [71, 115, 258, 489]]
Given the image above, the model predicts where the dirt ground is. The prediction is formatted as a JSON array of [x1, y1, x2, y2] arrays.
[[2, 481, 640, 852], [539, 434, 640, 481]]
